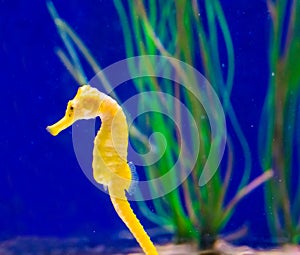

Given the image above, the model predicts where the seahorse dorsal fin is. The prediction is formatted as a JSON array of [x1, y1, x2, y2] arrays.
[[128, 161, 139, 195]]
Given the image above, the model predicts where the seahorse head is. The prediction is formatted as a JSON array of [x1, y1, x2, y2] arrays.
[[47, 85, 105, 136]]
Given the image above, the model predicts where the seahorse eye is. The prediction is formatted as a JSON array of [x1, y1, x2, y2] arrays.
[[67, 104, 75, 117]]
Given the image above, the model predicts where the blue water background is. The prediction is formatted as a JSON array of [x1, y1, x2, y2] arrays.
[[0, 0, 274, 247]]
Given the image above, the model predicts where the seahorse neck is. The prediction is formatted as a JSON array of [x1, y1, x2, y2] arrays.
[[94, 97, 129, 160]]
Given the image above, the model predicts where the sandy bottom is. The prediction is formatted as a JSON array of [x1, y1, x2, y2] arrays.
[[0, 237, 299, 255], [128, 240, 300, 255]]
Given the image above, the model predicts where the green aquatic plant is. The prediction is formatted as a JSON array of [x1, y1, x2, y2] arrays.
[[47, 0, 273, 249], [259, 0, 300, 244]]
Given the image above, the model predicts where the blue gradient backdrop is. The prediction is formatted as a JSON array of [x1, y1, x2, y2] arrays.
[[0, 0, 271, 246]]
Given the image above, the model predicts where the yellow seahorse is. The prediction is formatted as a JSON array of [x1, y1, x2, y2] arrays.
[[47, 85, 158, 255]]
